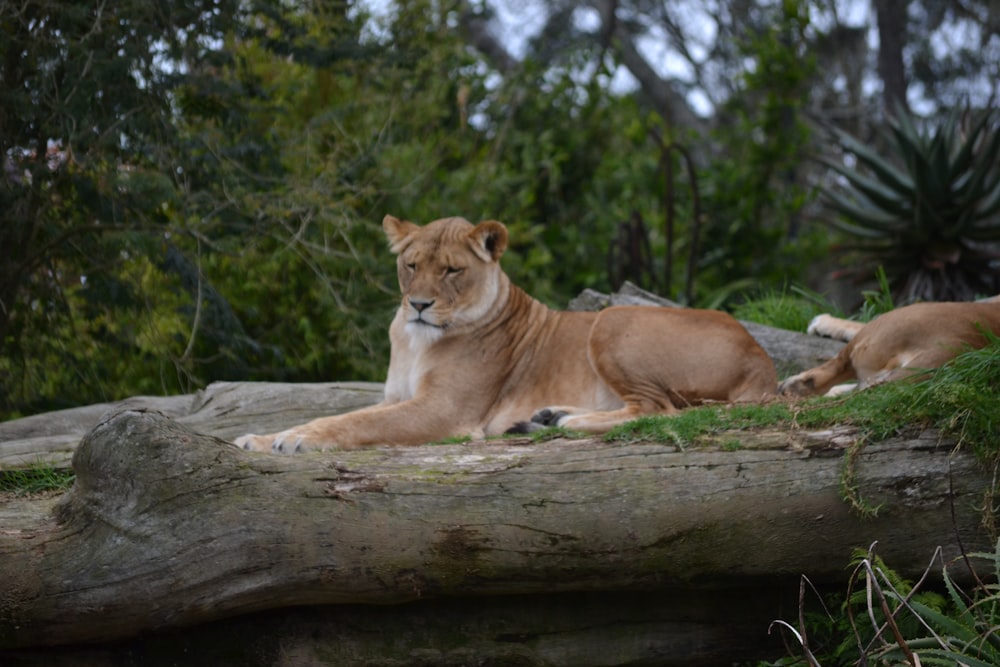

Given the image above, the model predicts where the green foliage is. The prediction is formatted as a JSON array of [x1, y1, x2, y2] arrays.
[[604, 402, 791, 447], [857, 266, 896, 322], [731, 286, 840, 332], [903, 330, 1000, 464], [0, 463, 75, 497], [698, 0, 824, 304], [0, 0, 243, 415], [821, 107, 1000, 303], [767, 542, 1000, 666], [0, 250, 208, 414]]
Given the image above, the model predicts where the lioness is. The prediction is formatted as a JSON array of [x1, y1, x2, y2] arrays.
[[779, 298, 1000, 397], [236, 215, 777, 452]]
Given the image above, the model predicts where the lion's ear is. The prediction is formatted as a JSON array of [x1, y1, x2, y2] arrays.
[[469, 220, 508, 262], [383, 215, 420, 254]]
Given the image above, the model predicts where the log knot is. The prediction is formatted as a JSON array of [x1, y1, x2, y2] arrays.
[[57, 409, 236, 527]]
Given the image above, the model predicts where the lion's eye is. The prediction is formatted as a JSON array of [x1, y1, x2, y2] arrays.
[[446, 266, 463, 276], [406, 262, 416, 271]]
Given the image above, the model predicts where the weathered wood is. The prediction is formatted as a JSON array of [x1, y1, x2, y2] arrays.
[[0, 408, 991, 663], [0, 381, 384, 469]]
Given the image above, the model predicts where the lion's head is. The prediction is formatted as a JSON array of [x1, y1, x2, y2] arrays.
[[383, 215, 510, 343]]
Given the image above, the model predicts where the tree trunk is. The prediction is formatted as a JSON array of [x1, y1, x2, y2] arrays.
[[0, 408, 991, 665], [875, 0, 910, 114]]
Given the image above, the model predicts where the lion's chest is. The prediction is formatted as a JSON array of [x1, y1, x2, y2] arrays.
[[383, 326, 439, 402]]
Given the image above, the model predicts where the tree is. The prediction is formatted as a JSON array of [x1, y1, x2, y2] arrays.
[[0, 0, 241, 415], [874, 0, 911, 113], [456, 0, 1000, 300]]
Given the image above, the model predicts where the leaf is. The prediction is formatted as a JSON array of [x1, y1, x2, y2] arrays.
[[954, 127, 1000, 210], [904, 598, 977, 643], [821, 157, 912, 215], [822, 195, 909, 235], [912, 649, 1000, 667], [948, 110, 991, 177]]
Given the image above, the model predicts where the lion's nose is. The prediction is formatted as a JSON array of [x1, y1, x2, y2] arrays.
[[410, 298, 434, 312]]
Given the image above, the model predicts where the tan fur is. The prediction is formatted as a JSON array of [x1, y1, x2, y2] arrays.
[[807, 313, 865, 342], [236, 215, 777, 453], [779, 300, 1000, 397]]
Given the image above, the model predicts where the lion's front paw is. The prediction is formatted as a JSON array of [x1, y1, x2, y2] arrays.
[[233, 433, 265, 451], [233, 431, 309, 454]]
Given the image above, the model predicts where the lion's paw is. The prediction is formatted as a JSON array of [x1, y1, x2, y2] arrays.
[[806, 314, 833, 337], [233, 431, 309, 454], [777, 374, 811, 396], [505, 421, 545, 435], [807, 314, 863, 342], [530, 408, 569, 427], [504, 408, 572, 434]]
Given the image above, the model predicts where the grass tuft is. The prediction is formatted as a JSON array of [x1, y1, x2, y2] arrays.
[[604, 402, 792, 446], [731, 285, 840, 332], [0, 462, 75, 497]]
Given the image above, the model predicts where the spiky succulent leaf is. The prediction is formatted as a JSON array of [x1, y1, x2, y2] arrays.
[[821, 198, 906, 236], [830, 125, 914, 192], [820, 108, 1000, 302], [820, 157, 911, 215]]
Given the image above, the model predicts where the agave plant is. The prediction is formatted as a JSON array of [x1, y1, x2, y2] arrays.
[[820, 108, 1000, 303]]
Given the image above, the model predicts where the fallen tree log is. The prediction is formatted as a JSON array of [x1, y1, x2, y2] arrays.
[[0, 381, 385, 469], [0, 408, 992, 665]]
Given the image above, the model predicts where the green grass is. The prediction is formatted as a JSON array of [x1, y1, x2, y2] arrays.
[[429, 434, 474, 446], [857, 266, 896, 322], [602, 333, 1000, 465], [605, 402, 792, 448], [0, 462, 75, 497], [731, 285, 840, 332]]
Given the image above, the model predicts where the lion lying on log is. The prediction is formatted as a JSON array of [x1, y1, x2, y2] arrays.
[[236, 215, 776, 452], [779, 297, 1000, 397]]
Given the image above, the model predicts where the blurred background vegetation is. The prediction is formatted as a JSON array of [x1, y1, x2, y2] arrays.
[[2, 0, 999, 419]]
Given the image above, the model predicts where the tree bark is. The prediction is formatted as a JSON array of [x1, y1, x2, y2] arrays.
[[0, 408, 992, 665], [0, 381, 385, 469], [874, 0, 910, 114]]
